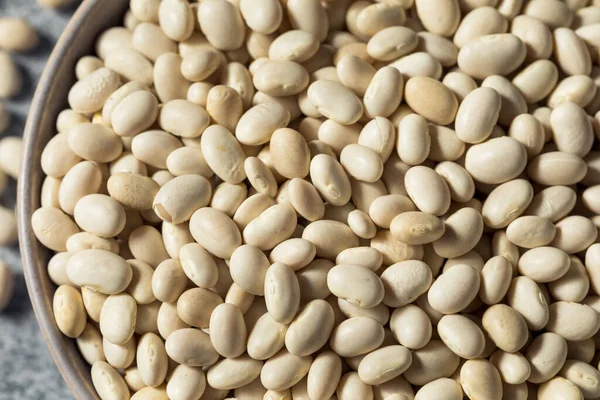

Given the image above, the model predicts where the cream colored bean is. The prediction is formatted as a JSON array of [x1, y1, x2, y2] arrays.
[[460, 360, 502, 400], [178, 244, 218, 289], [177, 288, 223, 329], [239, 0, 282, 34], [103, 337, 135, 371], [307, 351, 342, 400], [390, 304, 432, 350], [405, 166, 451, 216], [347, 210, 377, 239], [415, 378, 463, 400], [363, 66, 403, 118], [482, 304, 528, 352], [247, 312, 287, 360], [404, 77, 458, 126], [99, 293, 137, 345], [268, 239, 315, 272], [41, 132, 82, 178], [47, 253, 73, 287], [32, 207, 79, 251], [369, 194, 416, 229], [512, 60, 558, 104], [490, 350, 531, 385], [357, 345, 412, 386], [166, 365, 206, 400], [95, 27, 133, 61], [53, 285, 86, 338], [269, 30, 319, 63], [428, 264, 480, 314], [318, 120, 360, 155], [159, 99, 210, 139], [482, 179, 533, 229], [110, 91, 157, 137], [285, 299, 335, 357], [286, 0, 329, 42], [200, 125, 246, 184], [137, 333, 168, 387], [416, 32, 458, 67], [243, 203, 297, 250], [151, 259, 187, 304], [433, 207, 483, 258], [438, 314, 485, 359], [327, 265, 383, 308], [390, 212, 445, 245], [506, 216, 556, 248], [552, 216, 598, 254], [337, 55, 376, 97], [309, 155, 352, 207], [189, 207, 241, 259], [68, 123, 122, 163], [340, 144, 383, 183], [153, 53, 190, 102], [453, 7, 508, 48], [539, 377, 585, 400], [455, 88, 501, 144], [76, 323, 105, 365], [396, 114, 429, 166], [442, 71, 477, 103], [91, 361, 130, 400], [336, 247, 382, 272], [355, 2, 405, 37], [165, 328, 218, 366], [68, 68, 119, 114], [510, 15, 553, 62], [367, 26, 417, 62], [74, 194, 126, 238], [379, 260, 431, 308], [481, 75, 527, 126], [506, 276, 549, 331], [553, 103, 594, 159], [206, 85, 243, 133], [253, 60, 309, 97], [549, 257, 589, 303], [210, 182, 247, 217], [67, 249, 132, 294], [529, 152, 588, 186], [546, 301, 600, 341], [329, 317, 384, 357], [403, 340, 460, 386], [197, 0, 245, 51], [236, 103, 290, 146], [559, 359, 600, 398], [465, 137, 527, 184], [307, 80, 363, 125], [479, 256, 512, 305], [57, 161, 102, 215], [435, 161, 475, 203], [547, 75, 596, 109], [244, 157, 277, 197], [233, 193, 274, 230], [81, 288, 106, 324], [181, 50, 220, 82], [260, 349, 311, 391], [554, 28, 592, 77], [206, 355, 263, 391], [125, 260, 155, 305], [526, 332, 568, 384], [270, 128, 310, 179], [209, 303, 246, 358], [458, 34, 525, 79], [131, 130, 182, 169], [506, 113, 545, 159], [264, 262, 300, 324], [107, 172, 159, 212], [153, 175, 211, 224], [415, 0, 460, 37], [302, 220, 359, 260], [518, 247, 570, 283], [287, 178, 324, 222]]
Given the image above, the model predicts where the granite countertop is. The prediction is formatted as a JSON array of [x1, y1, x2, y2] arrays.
[[0, 1, 77, 399]]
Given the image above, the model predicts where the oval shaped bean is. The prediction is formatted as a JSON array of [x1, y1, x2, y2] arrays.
[[455, 88, 501, 144], [100, 293, 137, 345], [309, 155, 352, 206], [465, 137, 527, 184], [91, 361, 130, 400], [482, 304, 529, 352], [285, 299, 335, 357], [506, 216, 556, 248], [68, 68, 119, 114], [460, 360, 503, 400], [390, 304, 433, 350], [405, 166, 451, 216], [302, 220, 359, 260], [403, 340, 460, 386], [209, 303, 246, 358], [67, 250, 132, 294], [438, 314, 485, 359], [428, 264, 480, 314], [329, 317, 384, 357], [526, 332, 568, 384], [307, 80, 363, 125], [165, 328, 219, 366], [53, 285, 86, 338], [404, 77, 458, 126], [415, 0, 460, 37], [264, 263, 300, 324], [458, 34, 526, 79], [546, 302, 600, 341]]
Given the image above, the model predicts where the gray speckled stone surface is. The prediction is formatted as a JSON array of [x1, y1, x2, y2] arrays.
[[0, 1, 77, 399]]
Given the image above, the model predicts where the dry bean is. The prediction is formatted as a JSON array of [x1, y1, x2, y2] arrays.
[[403, 340, 460, 386], [428, 264, 480, 314], [460, 359, 503, 400], [165, 328, 218, 367], [285, 299, 335, 357]]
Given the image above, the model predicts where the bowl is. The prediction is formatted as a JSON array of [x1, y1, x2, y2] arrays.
[[18, 1, 128, 399]]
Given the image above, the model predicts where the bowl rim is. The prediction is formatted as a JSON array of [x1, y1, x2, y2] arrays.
[[18, 1, 111, 399]]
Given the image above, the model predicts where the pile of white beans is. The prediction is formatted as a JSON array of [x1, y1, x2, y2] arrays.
[[30, 0, 600, 399], [0, 15, 38, 312]]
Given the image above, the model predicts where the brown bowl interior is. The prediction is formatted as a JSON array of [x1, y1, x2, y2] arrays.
[[18, 1, 129, 399]]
